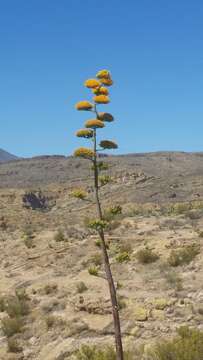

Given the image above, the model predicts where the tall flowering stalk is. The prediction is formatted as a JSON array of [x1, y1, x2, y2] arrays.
[[74, 70, 124, 360]]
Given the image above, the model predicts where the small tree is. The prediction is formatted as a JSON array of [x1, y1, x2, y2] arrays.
[[74, 70, 124, 360]]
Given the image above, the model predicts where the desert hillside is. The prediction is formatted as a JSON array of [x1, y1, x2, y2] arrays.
[[0, 152, 203, 359], [0, 149, 18, 163]]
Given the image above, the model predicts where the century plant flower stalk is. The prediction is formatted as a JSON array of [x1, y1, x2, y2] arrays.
[[74, 70, 124, 360]]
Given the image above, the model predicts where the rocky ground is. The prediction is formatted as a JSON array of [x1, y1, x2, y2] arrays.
[[0, 152, 203, 359]]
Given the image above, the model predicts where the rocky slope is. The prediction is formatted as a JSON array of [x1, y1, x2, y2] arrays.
[[0, 152, 203, 359], [0, 149, 18, 163]]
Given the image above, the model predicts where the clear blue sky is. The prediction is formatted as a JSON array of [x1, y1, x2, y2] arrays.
[[1, 0, 203, 157]]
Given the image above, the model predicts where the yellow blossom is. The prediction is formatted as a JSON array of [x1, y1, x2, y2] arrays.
[[92, 87, 109, 96], [98, 112, 114, 122], [85, 119, 105, 129], [99, 78, 113, 86], [96, 69, 111, 79], [75, 101, 93, 111], [75, 129, 93, 138], [93, 95, 110, 104], [84, 79, 101, 89], [74, 147, 95, 160]]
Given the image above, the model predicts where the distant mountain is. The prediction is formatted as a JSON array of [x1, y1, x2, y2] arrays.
[[0, 149, 18, 163]]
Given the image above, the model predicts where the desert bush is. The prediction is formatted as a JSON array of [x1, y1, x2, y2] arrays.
[[87, 219, 108, 232], [6, 296, 29, 318], [75, 345, 134, 360], [147, 326, 203, 360], [164, 270, 183, 291], [0, 295, 6, 312], [7, 337, 22, 353], [198, 231, 203, 238], [54, 229, 65, 242], [44, 283, 58, 295], [76, 282, 88, 294], [71, 188, 88, 200], [136, 248, 159, 264], [88, 266, 99, 276], [99, 175, 112, 186], [94, 238, 109, 249], [45, 315, 56, 329], [2, 317, 23, 337], [117, 296, 127, 310], [119, 239, 133, 254], [104, 205, 122, 222], [168, 244, 200, 267], [115, 251, 130, 263], [90, 253, 102, 266], [22, 228, 35, 248]]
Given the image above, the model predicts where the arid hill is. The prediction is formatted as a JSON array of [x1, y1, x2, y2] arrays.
[[0, 151, 203, 359]]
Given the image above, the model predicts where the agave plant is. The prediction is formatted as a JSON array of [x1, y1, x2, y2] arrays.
[[74, 70, 123, 360]]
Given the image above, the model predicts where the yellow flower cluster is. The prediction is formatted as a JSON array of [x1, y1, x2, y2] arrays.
[[75, 129, 93, 138], [93, 95, 110, 104], [96, 69, 113, 86], [98, 112, 114, 122], [99, 140, 118, 149], [75, 101, 93, 111], [96, 69, 111, 79], [84, 79, 101, 89], [74, 147, 95, 159], [99, 78, 113, 86], [85, 119, 105, 129], [92, 86, 109, 96]]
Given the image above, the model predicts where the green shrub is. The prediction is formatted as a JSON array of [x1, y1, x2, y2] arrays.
[[115, 251, 130, 263], [24, 236, 35, 248], [104, 205, 122, 221], [7, 337, 22, 353], [71, 188, 88, 200], [6, 296, 29, 318], [0, 296, 6, 312], [75, 345, 133, 360], [88, 266, 99, 276], [148, 326, 203, 360], [117, 296, 127, 310], [90, 253, 102, 266], [2, 317, 23, 337], [136, 248, 159, 264], [76, 282, 88, 294], [45, 315, 56, 329], [54, 229, 65, 242], [99, 175, 112, 186], [87, 219, 108, 231], [168, 244, 200, 267], [44, 283, 58, 295], [164, 270, 183, 291]]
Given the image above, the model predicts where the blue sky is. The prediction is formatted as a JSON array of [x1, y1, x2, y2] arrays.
[[1, 0, 203, 157]]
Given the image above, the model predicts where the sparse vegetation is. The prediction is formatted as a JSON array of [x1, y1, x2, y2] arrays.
[[44, 283, 58, 295], [7, 337, 22, 353], [147, 326, 203, 360], [2, 316, 23, 337], [88, 266, 99, 276], [168, 244, 200, 267], [54, 229, 65, 242], [76, 281, 88, 293], [115, 251, 130, 263], [136, 248, 159, 264], [71, 188, 88, 200]]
